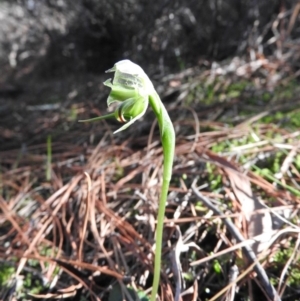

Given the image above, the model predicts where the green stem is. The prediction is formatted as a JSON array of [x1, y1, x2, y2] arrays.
[[149, 92, 175, 301], [46, 135, 52, 181]]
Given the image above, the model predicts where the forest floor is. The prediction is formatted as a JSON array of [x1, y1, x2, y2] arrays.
[[1, 54, 300, 301]]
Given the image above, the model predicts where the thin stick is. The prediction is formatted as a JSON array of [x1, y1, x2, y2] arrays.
[[191, 182, 281, 301]]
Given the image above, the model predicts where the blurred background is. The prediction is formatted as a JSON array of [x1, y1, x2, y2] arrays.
[[1, 0, 299, 74], [0, 0, 299, 150]]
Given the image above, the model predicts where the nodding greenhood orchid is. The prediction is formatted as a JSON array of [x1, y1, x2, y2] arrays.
[[79, 60, 175, 301], [79, 60, 153, 133]]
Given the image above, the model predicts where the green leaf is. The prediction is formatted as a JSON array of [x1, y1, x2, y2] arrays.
[[213, 259, 222, 274]]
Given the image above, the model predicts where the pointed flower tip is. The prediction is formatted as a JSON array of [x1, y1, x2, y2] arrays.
[[105, 66, 116, 73], [103, 78, 112, 87]]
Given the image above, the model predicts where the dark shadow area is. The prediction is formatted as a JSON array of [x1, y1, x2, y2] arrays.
[[1, 0, 298, 78], [0, 0, 299, 152]]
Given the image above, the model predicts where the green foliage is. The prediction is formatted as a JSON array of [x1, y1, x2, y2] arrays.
[[274, 80, 299, 100], [272, 247, 300, 287], [206, 162, 222, 191], [0, 263, 15, 286], [212, 259, 222, 274], [183, 271, 194, 281], [273, 248, 293, 264], [262, 109, 300, 130], [253, 165, 300, 197], [185, 78, 252, 106], [68, 104, 79, 121], [195, 201, 207, 212], [295, 154, 300, 170]]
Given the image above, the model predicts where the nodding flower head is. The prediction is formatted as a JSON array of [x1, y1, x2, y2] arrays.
[[104, 60, 154, 133]]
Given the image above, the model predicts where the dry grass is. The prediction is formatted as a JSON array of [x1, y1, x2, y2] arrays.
[[2, 16, 300, 296], [2, 2, 300, 299], [1, 87, 300, 301]]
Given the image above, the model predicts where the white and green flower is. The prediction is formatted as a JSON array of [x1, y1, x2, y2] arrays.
[[80, 60, 153, 133]]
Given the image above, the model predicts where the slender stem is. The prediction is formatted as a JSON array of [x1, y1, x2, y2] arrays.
[[46, 135, 52, 181], [149, 92, 175, 301], [78, 113, 115, 123]]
